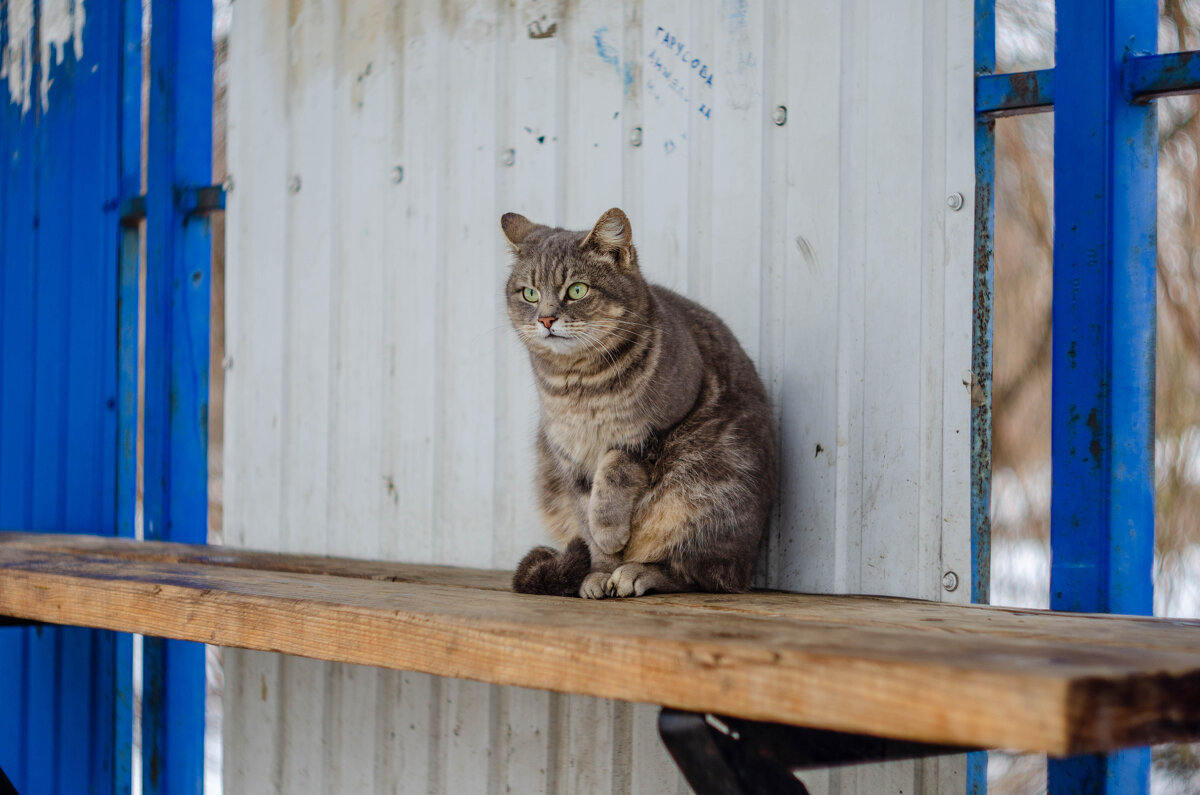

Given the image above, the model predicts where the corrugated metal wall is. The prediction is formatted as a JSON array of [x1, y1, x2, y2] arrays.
[[222, 0, 974, 792], [0, 2, 131, 791]]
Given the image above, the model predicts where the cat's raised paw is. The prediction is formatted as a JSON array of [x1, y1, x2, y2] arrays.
[[590, 521, 630, 556], [580, 571, 612, 599]]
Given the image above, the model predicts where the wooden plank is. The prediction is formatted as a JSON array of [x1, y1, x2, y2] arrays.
[[6, 532, 1200, 654], [3, 535, 1200, 756]]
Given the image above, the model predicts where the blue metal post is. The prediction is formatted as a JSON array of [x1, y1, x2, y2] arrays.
[[1050, 0, 1157, 792], [971, 0, 995, 629], [969, 2, 996, 792], [969, 1, 998, 792], [143, 0, 213, 791]]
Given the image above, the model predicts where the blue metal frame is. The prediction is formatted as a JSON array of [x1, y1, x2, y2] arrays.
[[1, 0, 215, 790], [1049, 1, 1157, 790], [975, 69, 1054, 117], [975, 0, 1200, 792], [141, 0, 215, 792], [969, 2, 996, 791]]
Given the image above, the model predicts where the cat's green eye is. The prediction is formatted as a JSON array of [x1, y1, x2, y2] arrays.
[[567, 282, 589, 300], [522, 287, 540, 303]]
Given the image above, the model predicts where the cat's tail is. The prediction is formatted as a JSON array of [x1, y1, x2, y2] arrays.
[[512, 538, 591, 597]]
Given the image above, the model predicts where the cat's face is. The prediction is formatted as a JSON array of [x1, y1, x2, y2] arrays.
[[502, 209, 648, 359]]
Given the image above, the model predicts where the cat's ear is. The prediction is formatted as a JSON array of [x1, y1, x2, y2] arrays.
[[582, 208, 634, 267], [500, 212, 538, 249]]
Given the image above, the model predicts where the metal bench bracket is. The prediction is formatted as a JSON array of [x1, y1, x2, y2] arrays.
[[658, 708, 977, 795]]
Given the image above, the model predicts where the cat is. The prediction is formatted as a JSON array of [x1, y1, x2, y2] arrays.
[[503, 208, 778, 598]]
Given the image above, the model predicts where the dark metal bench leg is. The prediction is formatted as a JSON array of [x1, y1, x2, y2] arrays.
[[0, 763, 19, 795], [658, 708, 978, 795], [659, 708, 807, 795]]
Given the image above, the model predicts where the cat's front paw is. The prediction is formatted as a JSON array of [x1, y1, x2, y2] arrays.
[[587, 450, 646, 555], [580, 571, 612, 599], [606, 563, 658, 598]]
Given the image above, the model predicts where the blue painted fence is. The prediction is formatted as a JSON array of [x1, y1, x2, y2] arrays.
[[976, 0, 1200, 793], [0, 1, 213, 792], [0, 3, 129, 792]]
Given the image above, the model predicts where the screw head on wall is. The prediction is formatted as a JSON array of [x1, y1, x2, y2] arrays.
[[772, 105, 787, 126], [942, 571, 959, 592]]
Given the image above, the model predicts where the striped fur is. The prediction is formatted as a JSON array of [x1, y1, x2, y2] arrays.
[[503, 209, 778, 598]]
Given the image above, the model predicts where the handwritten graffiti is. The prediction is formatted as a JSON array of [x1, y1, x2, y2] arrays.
[[646, 26, 714, 124], [654, 27, 713, 88], [593, 26, 634, 94], [646, 49, 688, 102]]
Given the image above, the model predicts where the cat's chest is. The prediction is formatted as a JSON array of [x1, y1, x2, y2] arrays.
[[540, 396, 649, 476]]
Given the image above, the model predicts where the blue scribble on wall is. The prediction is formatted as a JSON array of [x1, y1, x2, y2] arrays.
[[725, 0, 749, 31], [593, 26, 635, 94]]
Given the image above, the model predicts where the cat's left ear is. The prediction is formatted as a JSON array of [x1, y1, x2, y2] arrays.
[[582, 208, 635, 268], [500, 212, 539, 250]]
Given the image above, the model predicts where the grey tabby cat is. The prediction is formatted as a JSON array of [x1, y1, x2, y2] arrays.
[[504, 208, 777, 598]]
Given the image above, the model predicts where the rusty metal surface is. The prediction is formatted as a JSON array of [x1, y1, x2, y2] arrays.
[[975, 68, 1055, 116]]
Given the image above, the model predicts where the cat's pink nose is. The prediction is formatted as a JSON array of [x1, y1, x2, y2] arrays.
[[538, 316, 556, 329]]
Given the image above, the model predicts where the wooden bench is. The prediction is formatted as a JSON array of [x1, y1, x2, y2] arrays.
[[3, 531, 1200, 790]]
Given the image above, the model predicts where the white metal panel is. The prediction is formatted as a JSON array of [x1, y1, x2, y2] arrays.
[[223, 0, 975, 792], [278, 3, 337, 789], [223, 0, 288, 789], [639, 0, 693, 294]]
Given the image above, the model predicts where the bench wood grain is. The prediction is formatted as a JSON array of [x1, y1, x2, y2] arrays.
[[2, 532, 1199, 756]]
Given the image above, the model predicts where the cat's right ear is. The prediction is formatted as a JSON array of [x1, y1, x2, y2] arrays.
[[581, 208, 634, 268], [500, 213, 538, 250]]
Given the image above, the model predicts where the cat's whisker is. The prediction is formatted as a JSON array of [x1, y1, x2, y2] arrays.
[[584, 321, 652, 341], [591, 318, 658, 332], [571, 326, 643, 353], [587, 329, 646, 348], [585, 320, 648, 334], [577, 319, 648, 338]]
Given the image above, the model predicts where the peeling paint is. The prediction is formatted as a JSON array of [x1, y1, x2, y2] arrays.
[[2, 0, 35, 112], [527, 19, 556, 40], [2, 0, 86, 113], [40, 0, 86, 108]]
